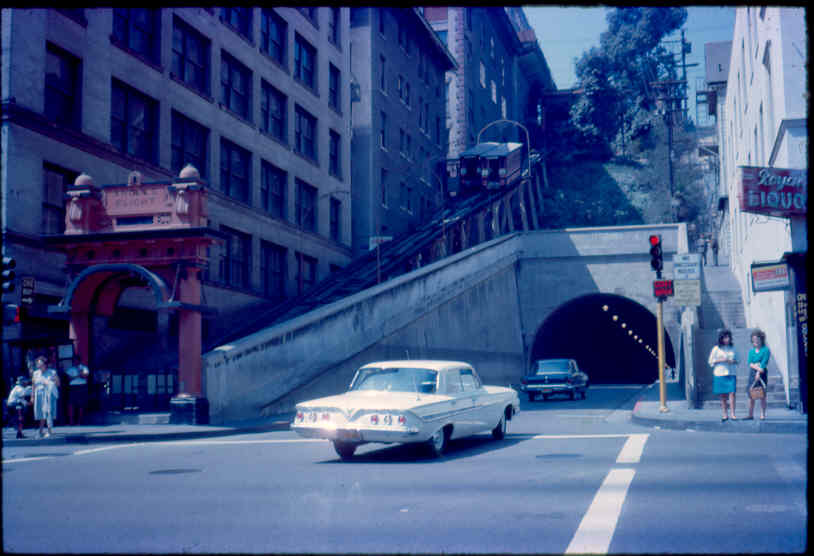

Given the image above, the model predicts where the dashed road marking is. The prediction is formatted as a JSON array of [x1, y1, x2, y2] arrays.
[[616, 434, 649, 464]]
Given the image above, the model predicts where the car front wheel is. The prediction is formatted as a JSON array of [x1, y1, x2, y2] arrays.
[[492, 413, 507, 440], [426, 428, 447, 458], [333, 441, 357, 460]]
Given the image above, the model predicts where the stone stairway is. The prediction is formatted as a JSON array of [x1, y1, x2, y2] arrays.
[[694, 265, 788, 409]]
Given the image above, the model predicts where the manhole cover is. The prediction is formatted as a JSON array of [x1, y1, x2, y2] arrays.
[[149, 468, 203, 475]]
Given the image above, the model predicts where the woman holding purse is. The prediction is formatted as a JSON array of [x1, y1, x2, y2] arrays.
[[745, 329, 770, 420], [709, 329, 738, 421]]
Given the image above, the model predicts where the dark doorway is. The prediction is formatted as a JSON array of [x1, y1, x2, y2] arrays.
[[530, 293, 675, 384]]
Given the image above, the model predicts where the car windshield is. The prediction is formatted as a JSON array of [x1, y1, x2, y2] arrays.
[[350, 367, 438, 394], [534, 360, 570, 375]]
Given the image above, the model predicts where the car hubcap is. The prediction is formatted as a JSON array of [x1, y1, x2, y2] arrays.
[[432, 430, 444, 451]]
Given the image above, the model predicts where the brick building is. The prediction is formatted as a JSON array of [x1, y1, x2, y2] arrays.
[[1, 8, 352, 407]]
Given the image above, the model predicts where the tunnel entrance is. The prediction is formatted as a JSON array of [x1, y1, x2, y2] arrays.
[[529, 294, 675, 384]]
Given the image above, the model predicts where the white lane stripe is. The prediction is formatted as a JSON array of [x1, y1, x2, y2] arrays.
[[158, 438, 326, 446], [73, 443, 146, 455], [566, 468, 636, 554], [2, 456, 53, 464], [532, 434, 631, 439], [616, 434, 648, 464]]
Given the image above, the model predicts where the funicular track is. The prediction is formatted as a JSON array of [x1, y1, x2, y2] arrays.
[[207, 153, 546, 351]]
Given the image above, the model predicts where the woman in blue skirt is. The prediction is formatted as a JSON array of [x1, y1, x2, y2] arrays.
[[708, 329, 738, 421]]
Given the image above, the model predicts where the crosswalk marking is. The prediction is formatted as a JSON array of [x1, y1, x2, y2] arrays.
[[616, 434, 649, 463], [566, 468, 637, 554]]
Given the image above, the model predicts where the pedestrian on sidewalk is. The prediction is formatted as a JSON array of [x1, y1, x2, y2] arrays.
[[6, 376, 32, 439], [700, 238, 708, 265], [31, 355, 60, 438], [711, 238, 719, 266], [65, 356, 90, 426], [709, 329, 738, 421], [745, 329, 770, 420]]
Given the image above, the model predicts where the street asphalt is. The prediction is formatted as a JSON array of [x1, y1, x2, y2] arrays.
[[3, 381, 806, 447]]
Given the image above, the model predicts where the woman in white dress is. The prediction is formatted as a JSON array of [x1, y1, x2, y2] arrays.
[[708, 329, 738, 421], [31, 355, 60, 438]]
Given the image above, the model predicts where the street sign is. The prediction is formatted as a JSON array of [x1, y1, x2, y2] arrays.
[[673, 279, 701, 306], [673, 253, 701, 280], [20, 276, 35, 305], [653, 279, 674, 298]]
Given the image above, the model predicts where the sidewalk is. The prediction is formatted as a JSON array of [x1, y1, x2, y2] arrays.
[[2, 414, 294, 447], [631, 381, 807, 434]]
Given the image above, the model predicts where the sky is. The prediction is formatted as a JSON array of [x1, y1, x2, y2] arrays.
[[523, 6, 737, 123]]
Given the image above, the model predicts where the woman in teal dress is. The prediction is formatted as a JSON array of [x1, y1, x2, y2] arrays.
[[709, 329, 738, 421], [746, 328, 770, 420]]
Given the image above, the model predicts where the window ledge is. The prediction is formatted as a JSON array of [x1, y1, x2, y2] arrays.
[[109, 37, 163, 73], [218, 103, 255, 129], [293, 150, 320, 168], [293, 76, 320, 99], [259, 130, 290, 150], [169, 73, 214, 103], [259, 51, 289, 75], [219, 18, 255, 46]]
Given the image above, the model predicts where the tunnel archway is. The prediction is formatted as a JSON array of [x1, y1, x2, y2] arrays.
[[529, 293, 675, 384]]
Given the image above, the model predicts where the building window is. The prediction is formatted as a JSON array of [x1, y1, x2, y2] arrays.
[[378, 9, 385, 35], [261, 241, 287, 301], [480, 61, 486, 88], [404, 81, 410, 106], [56, 8, 86, 25], [294, 34, 317, 91], [436, 30, 447, 45], [172, 16, 210, 95], [219, 139, 251, 204], [295, 178, 317, 232], [380, 168, 388, 206], [261, 9, 287, 67], [296, 253, 317, 294], [112, 8, 160, 64], [45, 43, 81, 129], [111, 79, 158, 164], [261, 160, 286, 219], [294, 105, 317, 161], [171, 110, 209, 178], [221, 51, 251, 120], [328, 64, 341, 112], [501, 97, 507, 119], [221, 7, 252, 41], [330, 197, 341, 241], [261, 80, 287, 142], [379, 55, 386, 92], [220, 226, 251, 289], [491, 80, 497, 104], [328, 7, 340, 45], [398, 22, 407, 51], [329, 130, 341, 178], [406, 186, 413, 213], [379, 111, 387, 149], [42, 163, 78, 235], [435, 116, 441, 145]]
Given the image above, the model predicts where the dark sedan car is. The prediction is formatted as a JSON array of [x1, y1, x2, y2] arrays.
[[520, 358, 589, 401]]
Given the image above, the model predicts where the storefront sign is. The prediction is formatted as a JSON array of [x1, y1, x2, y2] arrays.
[[673, 279, 701, 306], [740, 166, 807, 217], [751, 262, 791, 292], [105, 186, 174, 215]]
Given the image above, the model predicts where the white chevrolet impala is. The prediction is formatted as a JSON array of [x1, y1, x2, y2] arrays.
[[292, 360, 520, 459]]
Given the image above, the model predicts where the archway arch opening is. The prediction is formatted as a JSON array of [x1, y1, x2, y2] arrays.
[[530, 293, 675, 384]]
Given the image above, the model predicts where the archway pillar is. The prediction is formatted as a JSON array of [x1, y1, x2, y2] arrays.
[[69, 311, 91, 364], [170, 266, 208, 424]]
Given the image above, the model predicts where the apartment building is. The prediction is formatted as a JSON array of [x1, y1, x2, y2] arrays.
[[349, 8, 456, 256], [713, 7, 807, 409], [1, 8, 352, 394]]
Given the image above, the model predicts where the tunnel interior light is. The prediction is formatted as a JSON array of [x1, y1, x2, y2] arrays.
[[639, 339, 643, 343], [628, 330, 633, 335], [634, 335, 638, 339], [612, 315, 618, 321], [621, 323, 626, 328], [602, 305, 609, 312]]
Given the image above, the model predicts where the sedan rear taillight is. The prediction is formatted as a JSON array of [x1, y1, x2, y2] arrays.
[[370, 414, 379, 425], [521, 377, 528, 385], [398, 415, 407, 425], [295, 411, 304, 422]]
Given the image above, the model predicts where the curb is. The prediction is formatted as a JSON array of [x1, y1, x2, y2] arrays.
[[3, 420, 292, 447], [631, 410, 807, 434]]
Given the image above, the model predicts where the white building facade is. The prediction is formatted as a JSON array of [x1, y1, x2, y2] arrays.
[[717, 7, 807, 409]]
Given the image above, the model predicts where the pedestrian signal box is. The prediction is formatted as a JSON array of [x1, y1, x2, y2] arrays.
[[653, 279, 674, 298]]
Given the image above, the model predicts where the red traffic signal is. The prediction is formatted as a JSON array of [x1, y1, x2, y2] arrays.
[[649, 235, 663, 275]]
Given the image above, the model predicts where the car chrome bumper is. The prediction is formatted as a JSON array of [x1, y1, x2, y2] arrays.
[[291, 423, 423, 444], [521, 384, 574, 392]]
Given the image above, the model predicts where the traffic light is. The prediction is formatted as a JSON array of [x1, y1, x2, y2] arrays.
[[1, 256, 16, 294], [649, 235, 663, 278]]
